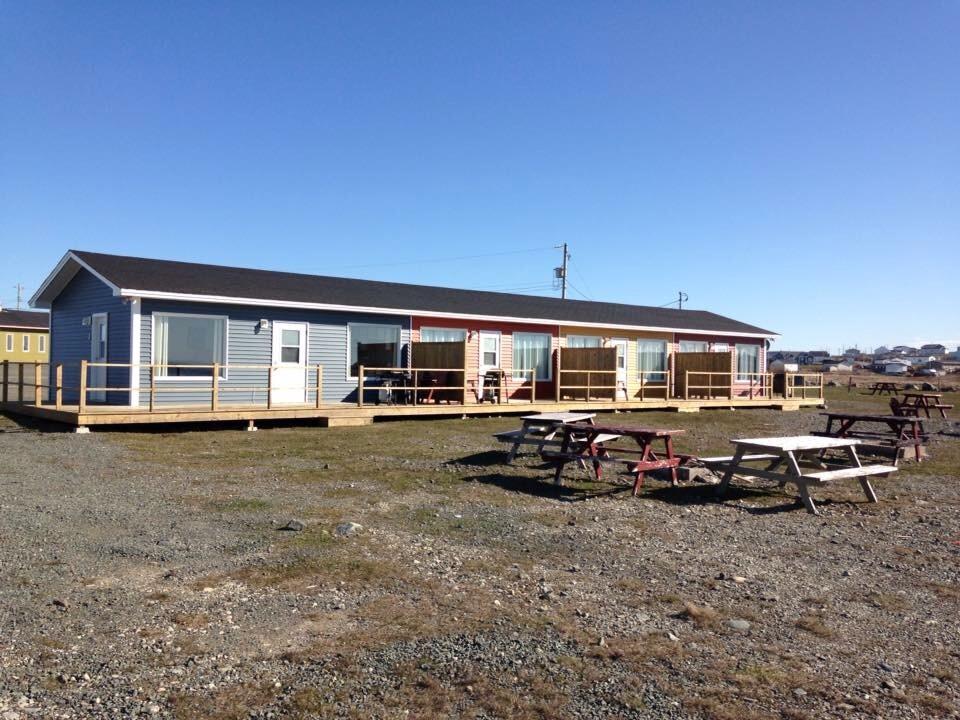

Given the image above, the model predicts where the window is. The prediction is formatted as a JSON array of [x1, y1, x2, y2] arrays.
[[4, 334, 11, 352], [153, 313, 227, 378], [38, 335, 46, 353], [349, 323, 401, 376], [637, 340, 668, 381], [712, 342, 729, 353], [22, 335, 29, 352], [566, 335, 602, 348], [736, 344, 760, 382], [513, 332, 551, 381], [280, 329, 301, 363], [679, 340, 708, 353], [420, 327, 467, 343], [480, 333, 500, 367]]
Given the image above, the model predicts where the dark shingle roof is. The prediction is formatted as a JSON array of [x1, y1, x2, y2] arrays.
[[71, 250, 776, 336], [0, 309, 49, 329]]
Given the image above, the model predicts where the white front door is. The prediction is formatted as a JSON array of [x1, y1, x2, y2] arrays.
[[89, 313, 108, 402], [271, 322, 307, 405], [610, 338, 628, 399]]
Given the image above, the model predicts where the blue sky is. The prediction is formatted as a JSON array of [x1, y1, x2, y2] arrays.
[[2, 1, 957, 352]]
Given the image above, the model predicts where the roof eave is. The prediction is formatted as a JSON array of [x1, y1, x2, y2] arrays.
[[30, 251, 122, 308], [121, 287, 779, 339]]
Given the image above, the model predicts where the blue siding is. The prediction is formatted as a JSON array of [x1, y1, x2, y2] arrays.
[[138, 300, 410, 406], [50, 269, 130, 404]]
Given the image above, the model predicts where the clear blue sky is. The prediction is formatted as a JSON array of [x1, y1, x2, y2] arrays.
[[2, 2, 957, 352]]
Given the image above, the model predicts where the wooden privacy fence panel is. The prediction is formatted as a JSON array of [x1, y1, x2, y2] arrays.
[[0, 361, 50, 404], [411, 341, 467, 404], [557, 347, 617, 401], [674, 351, 731, 399]]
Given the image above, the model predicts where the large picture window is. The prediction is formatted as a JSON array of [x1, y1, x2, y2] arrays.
[[566, 335, 602, 348], [349, 323, 401, 376], [736, 344, 760, 382], [420, 327, 467, 343], [513, 332, 552, 381], [153, 313, 227, 378], [637, 340, 668, 381]]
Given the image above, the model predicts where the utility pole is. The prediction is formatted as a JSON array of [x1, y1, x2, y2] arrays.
[[14, 283, 24, 310], [677, 291, 688, 310], [554, 243, 570, 299]]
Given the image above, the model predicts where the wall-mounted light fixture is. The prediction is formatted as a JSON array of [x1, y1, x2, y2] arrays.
[[81, 316, 91, 326], [258, 319, 269, 330]]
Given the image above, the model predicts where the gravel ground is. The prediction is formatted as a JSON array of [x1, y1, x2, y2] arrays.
[[0, 390, 958, 719]]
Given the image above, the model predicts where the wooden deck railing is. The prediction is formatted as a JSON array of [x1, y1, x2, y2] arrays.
[[785, 373, 824, 400], [0, 360, 325, 412], [682, 371, 774, 400], [357, 366, 537, 406], [637, 370, 671, 400]]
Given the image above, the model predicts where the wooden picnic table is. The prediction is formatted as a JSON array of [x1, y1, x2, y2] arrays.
[[704, 436, 896, 515], [495, 412, 596, 463], [899, 392, 952, 419], [543, 423, 685, 495], [814, 412, 927, 465], [866, 381, 901, 396]]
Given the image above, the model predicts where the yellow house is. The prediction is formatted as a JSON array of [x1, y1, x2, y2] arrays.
[[0, 309, 50, 364]]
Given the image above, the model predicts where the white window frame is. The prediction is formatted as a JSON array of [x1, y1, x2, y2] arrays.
[[679, 340, 709, 353], [38, 335, 46, 353], [346, 322, 402, 379], [711, 342, 729, 353], [22, 335, 29, 352], [150, 312, 229, 381], [419, 326, 467, 343], [735, 343, 760, 383], [5, 334, 12, 352], [512, 332, 553, 381], [637, 339, 668, 381], [566, 334, 603, 348], [478, 330, 501, 371]]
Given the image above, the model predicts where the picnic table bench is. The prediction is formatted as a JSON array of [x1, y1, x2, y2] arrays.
[[813, 412, 928, 465], [703, 436, 897, 515], [494, 412, 596, 463], [541, 423, 685, 495], [897, 392, 952, 419]]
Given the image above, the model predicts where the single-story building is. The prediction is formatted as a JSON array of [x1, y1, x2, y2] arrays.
[[30, 250, 778, 408], [0, 309, 49, 364]]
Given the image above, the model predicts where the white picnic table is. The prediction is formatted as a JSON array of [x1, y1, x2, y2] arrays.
[[495, 412, 596, 463], [703, 435, 897, 515]]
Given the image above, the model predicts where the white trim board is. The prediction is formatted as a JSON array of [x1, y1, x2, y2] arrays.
[[121, 288, 776, 339]]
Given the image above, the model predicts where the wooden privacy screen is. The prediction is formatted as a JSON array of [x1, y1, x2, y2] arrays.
[[559, 347, 617, 400], [674, 351, 732, 399], [411, 341, 467, 403]]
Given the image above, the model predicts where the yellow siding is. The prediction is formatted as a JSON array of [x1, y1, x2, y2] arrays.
[[1, 329, 50, 363], [558, 325, 673, 399]]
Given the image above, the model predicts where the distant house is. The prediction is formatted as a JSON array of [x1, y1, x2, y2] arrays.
[[842, 347, 859, 358], [796, 350, 829, 365], [822, 358, 854, 372], [873, 345, 890, 356], [892, 345, 917, 355], [918, 343, 947, 356], [0, 308, 49, 364], [884, 360, 911, 376]]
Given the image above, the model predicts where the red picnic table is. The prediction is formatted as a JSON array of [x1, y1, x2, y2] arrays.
[[541, 423, 685, 495], [899, 392, 952, 419]]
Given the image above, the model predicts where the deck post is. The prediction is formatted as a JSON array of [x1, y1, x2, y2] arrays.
[[18, 363, 24, 404], [463, 339, 469, 405], [79, 360, 87, 412], [55, 365, 63, 409], [2, 360, 8, 403], [148, 366, 156, 412], [34, 362, 41, 406], [211, 363, 220, 411], [531, 370, 536, 403], [315, 365, 322, 409], [586, 371, 591, 402], [357, 366, 364, 407], [267, 366, 274, 409], [555, 350, 562, 402]]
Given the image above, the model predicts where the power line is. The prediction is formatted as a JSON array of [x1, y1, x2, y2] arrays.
[[568, 258, 594, 299], [565, 280, 591, 301], [316, 245, 556, 272]]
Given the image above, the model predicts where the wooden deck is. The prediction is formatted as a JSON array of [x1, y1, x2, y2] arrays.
[[2, 395, 824, 430]]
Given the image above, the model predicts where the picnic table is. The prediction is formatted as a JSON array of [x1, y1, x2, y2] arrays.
[[866, 381, 901, 396], [542, 423, 685, 495], [495, 412, 596, 463], [899, 392, 952, 419], [814, 412, 927, 465], [704, 436, 897, 515]]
